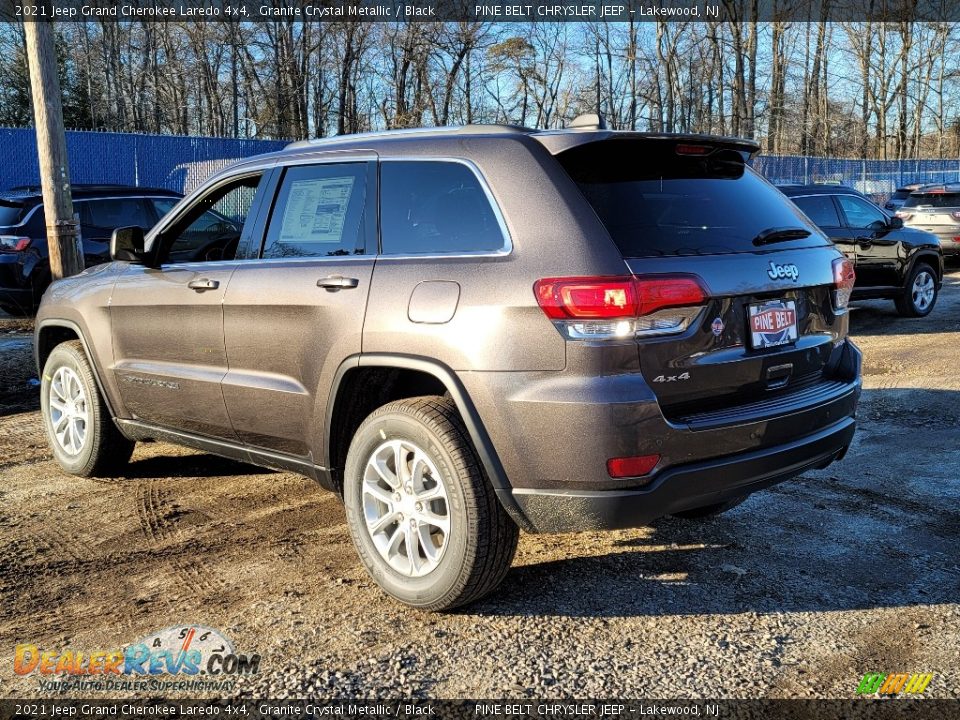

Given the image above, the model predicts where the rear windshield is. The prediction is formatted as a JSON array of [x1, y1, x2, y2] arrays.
[[558, 141, 827, 257], [0, 202, 24, 226], [903, 192, 960, 209]]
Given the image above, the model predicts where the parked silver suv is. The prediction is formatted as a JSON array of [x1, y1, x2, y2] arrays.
[[34, 121, 861, 610], [896, 184, 960, 257]]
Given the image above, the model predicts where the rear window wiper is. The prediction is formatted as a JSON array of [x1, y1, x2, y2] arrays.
[[753, 226, 811, 246]]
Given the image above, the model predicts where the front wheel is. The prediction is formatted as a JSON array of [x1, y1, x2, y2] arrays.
[[895, 263, 938, 317], [343, 396, 518, 611], [40, 340, 134, 476]]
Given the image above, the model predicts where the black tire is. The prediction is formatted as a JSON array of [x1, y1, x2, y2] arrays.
[[895, 262, 938, 318], [343, 396, 518, 611], [672, 495, 747, 520], [40, 340, 134, 477]]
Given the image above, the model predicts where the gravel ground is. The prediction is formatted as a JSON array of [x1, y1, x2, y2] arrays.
[[0, 270, 958, 700]]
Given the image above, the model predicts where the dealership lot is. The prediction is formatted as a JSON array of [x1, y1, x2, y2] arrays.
[[0, 272, 958, 699]]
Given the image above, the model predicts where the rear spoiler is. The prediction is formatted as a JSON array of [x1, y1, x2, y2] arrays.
[[532, 130, 761, 161]]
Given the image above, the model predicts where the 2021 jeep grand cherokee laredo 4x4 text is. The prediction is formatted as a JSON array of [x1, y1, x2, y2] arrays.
[[34, 123, 862, 610]]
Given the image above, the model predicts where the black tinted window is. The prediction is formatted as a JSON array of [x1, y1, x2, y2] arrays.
[[904, 192, 960, 208], [380, 162, 505, 255], [0, 202, 24, 226], [79, 198, 153, 233], [559, 141, 827, 257], [792, 195, 841, 227], [263, 163, 367, 259]]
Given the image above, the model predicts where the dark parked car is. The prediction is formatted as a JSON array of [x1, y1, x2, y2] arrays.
[[896, 184, 960, 258], [0, 185, 183, 316], [781, 184, 943, 317], [884, 183, 925, 212], [35, 122, 861, 609]]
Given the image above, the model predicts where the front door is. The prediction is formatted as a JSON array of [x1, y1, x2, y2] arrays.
[[109, 172, 273, 438], [835, 194, 901, 288], [221, 159, 376, 459]]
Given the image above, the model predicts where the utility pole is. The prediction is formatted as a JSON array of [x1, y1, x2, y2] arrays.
[[23, 5, 82, 280]]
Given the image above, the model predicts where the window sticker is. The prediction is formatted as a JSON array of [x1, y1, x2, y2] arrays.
[[279, 177, 355, 244]]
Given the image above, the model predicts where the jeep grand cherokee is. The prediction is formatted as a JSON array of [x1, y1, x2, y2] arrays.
[[34, 121, 861, 610]]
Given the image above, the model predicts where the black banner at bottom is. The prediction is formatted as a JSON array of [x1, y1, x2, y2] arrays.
[[1, 699, 958, 720]]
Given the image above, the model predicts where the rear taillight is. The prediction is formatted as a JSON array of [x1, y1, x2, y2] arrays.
[[0, 235, 31, 252], [832, 257, 855, 311], [534, 275, 706, 340]]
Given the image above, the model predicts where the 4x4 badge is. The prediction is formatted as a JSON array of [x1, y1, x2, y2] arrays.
[[767, 261, 800, 281]]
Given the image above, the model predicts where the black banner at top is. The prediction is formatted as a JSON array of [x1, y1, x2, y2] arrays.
[[1, 0, 959, 23]]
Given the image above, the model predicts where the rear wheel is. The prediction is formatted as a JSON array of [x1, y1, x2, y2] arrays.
[[895, 262, 937, 317], [672, 496, 747, 520], [343, 396, 518, 611], [40, 340, 134, 476]]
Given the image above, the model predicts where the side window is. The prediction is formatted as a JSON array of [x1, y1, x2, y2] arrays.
[[79, 198, 153, 238], [161, 174, 263, 264], [262, 163, 368, 259], [793, 195, 841, 228], [380, 161, 505, 255], [151, 197, 179, 219], [837, 195, 887, 230]]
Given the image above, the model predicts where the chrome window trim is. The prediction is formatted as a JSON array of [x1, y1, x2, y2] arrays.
[[377, 157, 513, 260]]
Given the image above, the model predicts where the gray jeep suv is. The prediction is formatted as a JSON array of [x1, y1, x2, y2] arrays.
[[34, 122, 862, 610]]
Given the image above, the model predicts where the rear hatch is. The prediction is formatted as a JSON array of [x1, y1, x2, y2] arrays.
[[898, 189, 960, 241], [553, 137, 852, 423], [0, 199, 30, 253]]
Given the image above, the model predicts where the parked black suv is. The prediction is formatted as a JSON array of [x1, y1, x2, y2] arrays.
[[780, 185, 943, 317], [0, 185, 183, 315], [35, 124, 862, 609]]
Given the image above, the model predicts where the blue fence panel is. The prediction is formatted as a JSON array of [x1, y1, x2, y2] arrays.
[[0, 127, 288, 195]]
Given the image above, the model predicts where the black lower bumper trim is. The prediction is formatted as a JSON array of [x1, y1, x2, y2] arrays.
[[509, 416, 856, 533]]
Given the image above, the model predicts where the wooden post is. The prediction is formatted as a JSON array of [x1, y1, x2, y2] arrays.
[[23, 5, 82, 280]]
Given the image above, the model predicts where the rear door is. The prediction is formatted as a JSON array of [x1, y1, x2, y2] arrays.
[[221, 157, 376, 459], [556, 139, 846, 420], [790, 193, 855, 265]]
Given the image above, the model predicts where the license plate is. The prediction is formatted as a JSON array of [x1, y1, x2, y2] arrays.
[[749, 300, 798, 349]]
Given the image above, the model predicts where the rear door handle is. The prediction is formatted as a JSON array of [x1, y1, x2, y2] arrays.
[[317, 275, 359, 291], [187, 278, 219, 291]]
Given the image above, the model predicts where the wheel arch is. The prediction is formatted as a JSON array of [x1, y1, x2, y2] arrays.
[[324, 353, 533, 531], [906, 250, 943, 282], [35, 319, 119, 419]]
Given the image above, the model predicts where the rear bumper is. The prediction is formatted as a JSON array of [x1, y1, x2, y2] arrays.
[[507, 416, 856, 532]]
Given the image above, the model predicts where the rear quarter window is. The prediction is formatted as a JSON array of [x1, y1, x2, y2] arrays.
[[0, 202, 25, 226], [558, 141, 829, 258], [791, 195, 842, 227], [379, 161, 506, 255]]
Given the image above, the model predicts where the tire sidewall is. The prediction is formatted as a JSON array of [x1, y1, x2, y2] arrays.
[[40, 344, 101, 475], [344, 410, 471, 608]]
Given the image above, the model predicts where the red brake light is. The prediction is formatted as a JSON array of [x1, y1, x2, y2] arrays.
[[833, 257, 855, 310], [534, 276, 705, 320], [675, 144, 712, 156], [607, 454, 661, 478], [534, 276, 637, 320]]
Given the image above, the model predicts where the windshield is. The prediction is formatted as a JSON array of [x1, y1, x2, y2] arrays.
[[903, 192, 960, 209], [557, 140, 828, 258]]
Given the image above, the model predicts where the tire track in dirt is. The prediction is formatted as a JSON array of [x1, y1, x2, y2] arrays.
[[134, 477, 228, 596]]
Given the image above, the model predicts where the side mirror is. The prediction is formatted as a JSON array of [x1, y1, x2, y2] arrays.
[[110, 226, 145, 263], [887, 216, 904, 229]]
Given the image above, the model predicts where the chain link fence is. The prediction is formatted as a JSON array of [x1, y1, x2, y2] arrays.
[[3, 127, 960, 205], [753, 155, 960, 202], [0, 127, 288, 196]]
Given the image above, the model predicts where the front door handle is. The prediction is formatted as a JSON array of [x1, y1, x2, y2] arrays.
[[317, 275, 360, 291], [187, 278, 219, 291]]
